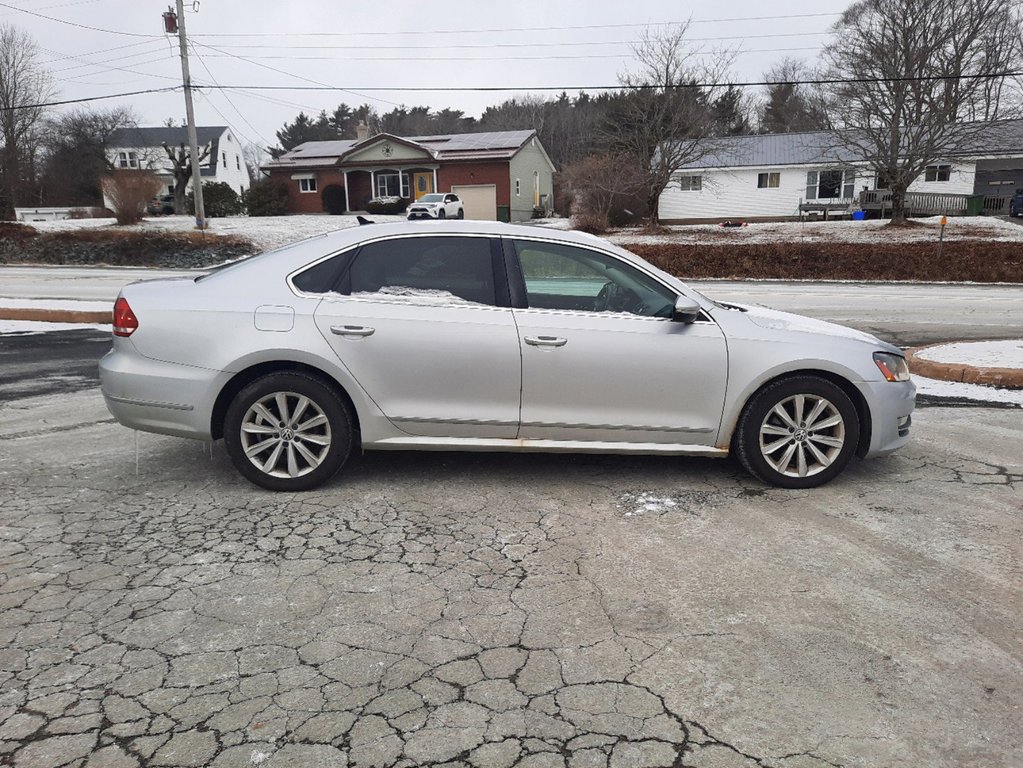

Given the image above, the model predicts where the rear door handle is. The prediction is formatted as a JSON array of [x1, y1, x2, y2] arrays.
[[331, 325, 375, 337], [524, 335, 567, 347]]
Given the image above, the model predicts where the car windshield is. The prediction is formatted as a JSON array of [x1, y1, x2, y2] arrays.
[[419, 194, 444, 203]]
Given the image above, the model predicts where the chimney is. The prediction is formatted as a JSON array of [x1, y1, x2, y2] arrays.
[[356, 121, 369, 141]]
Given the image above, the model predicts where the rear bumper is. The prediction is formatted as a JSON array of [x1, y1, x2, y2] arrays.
[[99, 345, 223, 440]]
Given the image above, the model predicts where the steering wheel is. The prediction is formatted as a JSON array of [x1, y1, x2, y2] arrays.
[[594, 281, 614, 312], [595, 282, 644, 314]]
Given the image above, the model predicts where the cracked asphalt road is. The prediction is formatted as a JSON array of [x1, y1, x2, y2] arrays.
[[1, 390, 1020, 768]]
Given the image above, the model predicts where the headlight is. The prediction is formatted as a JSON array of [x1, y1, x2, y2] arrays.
[[873, 352, 910, 382]]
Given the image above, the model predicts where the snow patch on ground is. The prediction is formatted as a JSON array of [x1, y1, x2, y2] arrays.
[[25, 213, 1023, 251], [605, 215, 1023, 246], [0, 298, 111, 312], [917, 340, 1023, 369], [0, 320, 109, 335], [914, 375, 1023, 406], [29, 214, 407, 251], [621, 492, 680, 517]]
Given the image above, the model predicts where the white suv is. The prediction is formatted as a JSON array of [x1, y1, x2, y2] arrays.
[[408, 193, 464, 220]]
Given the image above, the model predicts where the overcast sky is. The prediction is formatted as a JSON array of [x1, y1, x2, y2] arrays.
[[2, 0, 851, 151]]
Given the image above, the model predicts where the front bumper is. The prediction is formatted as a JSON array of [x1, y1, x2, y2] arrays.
[[858, 379, 916, 458], [407, 209, 440, 220]]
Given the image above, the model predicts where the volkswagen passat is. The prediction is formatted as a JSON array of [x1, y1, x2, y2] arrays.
[[100, 221, 915, 491]]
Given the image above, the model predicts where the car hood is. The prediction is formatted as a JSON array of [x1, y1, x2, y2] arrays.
[[724, 302, 897, 350]]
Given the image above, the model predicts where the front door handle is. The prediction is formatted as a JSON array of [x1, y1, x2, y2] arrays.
[[331, 325, 375, 337], [524, 335, 567, 347]]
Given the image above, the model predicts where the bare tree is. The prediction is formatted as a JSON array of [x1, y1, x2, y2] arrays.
[[163, 141, 211, 214], [604, 22, 734, 224], [39, 106, 135, 206], [242, 142, 267, 183], [824, 0, 1022, 222], [562, 152, 648, 232], [759, 58, 829, 134], [0, 24, 54, 220]]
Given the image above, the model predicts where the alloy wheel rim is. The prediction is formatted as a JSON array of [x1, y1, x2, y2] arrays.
[[758, 394, 846, 478], [240, 391, 332, 478]]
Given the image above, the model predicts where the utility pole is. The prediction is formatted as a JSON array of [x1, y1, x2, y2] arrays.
[[166, 2, 206, 229]]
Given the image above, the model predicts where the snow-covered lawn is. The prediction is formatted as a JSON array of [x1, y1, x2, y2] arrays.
[[27, 214, 1023, 252], [29, 214, 407, 251], [917, 340, 1023, 369], [912, 374, 1023, 406], [606, 215, 1023, 246]]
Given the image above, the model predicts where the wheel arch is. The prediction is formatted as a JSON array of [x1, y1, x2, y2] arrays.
[[210, 360, 361, 441], [730, 368, 872, 458]]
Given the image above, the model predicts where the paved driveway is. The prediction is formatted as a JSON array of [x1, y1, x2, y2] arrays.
[[1, 391, 1020, 767]]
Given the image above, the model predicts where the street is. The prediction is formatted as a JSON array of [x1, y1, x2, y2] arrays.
[[0, 389, 1019, 767], [1, 268, 1021, 767], [4, 265, 1023, 347]]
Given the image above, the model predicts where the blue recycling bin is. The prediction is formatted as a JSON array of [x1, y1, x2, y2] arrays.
[[852, 210, 866, 221]]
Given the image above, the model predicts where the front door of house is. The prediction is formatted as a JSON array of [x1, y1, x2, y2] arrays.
[[414, 172, 434, 200]]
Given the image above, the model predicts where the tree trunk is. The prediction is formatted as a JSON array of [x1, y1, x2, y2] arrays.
[[889, 185, 907, 223], [173, 181, 188, 215], [0, 146, 17, 220]]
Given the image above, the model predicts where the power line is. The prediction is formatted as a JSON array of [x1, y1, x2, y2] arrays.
[[189, 41, 271, 146], [190, 12, 842, 38], [189, 39, 402, 109], [0, 86, 180, 110], [198, 70, 1023, 94], [202, 31, 830, 51], [5, 69, 1020, 113], [0, 0, 159, 37], [196, 47, 823, 64]]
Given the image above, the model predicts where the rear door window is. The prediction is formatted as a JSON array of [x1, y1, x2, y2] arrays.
[[346, 236, 498, 306]]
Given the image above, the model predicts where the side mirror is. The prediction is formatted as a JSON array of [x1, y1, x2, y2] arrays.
[[671, 295, 702, 324]]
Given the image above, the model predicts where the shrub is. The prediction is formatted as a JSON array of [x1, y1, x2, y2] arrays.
[[101, 170, 163, 225], [562, 153, 648, 231], [242, 179, 290, 217], [186, 181, 244, 218], [365, 196, 409, 215]]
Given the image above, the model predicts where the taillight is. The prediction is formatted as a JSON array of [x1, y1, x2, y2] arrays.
[[113, 297, 138, 337]]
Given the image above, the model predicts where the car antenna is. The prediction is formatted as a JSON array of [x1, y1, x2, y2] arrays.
[[356, 216, 375, 225]]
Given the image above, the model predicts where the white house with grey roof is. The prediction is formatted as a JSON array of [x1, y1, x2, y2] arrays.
[[658, 119, 1023, 222], [263, 129, 555, 221], [104, 126, 250, 204]]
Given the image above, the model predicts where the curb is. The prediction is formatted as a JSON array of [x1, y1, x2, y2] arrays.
[[0, 308, 110, 324], [907, 344, 1023, 389]]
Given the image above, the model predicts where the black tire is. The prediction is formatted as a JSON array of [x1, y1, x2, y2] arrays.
[[733, 375, 860, 489], [223, 372, 353, 491], [457, 207, 464, 219], [438, 209, 446, 219]]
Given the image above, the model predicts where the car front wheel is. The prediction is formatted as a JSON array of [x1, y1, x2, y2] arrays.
[[733, 375, 859, 489], [223, 372, 353, 491]]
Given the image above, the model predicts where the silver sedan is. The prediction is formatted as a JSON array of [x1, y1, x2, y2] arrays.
[[99, 221, 915, 491]]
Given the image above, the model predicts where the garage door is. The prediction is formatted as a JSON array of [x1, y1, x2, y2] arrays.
[[451, 184, 497, 221]]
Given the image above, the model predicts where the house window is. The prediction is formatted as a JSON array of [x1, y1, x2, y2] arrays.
[[222, 151, 227, 166], [678, 175, 702, 191], [376, 172, 409, 198], [805, 170, 855, 200], [236, 156, 240, 170], [925, 164, 951, 182], [117, 151, 138, 169], [299, 177, 317, 193], [515, 178, 521, 196], [757, 172, 780, 189]]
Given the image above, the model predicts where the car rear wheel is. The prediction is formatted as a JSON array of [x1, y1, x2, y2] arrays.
[[223, 372, 353, 491], [457, 207, 464, 219], [733, 375, 859, 489]]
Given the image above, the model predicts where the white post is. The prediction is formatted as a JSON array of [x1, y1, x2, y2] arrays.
[[342, 171, 350, 213]]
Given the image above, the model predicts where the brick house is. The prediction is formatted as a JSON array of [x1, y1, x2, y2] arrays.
[[261, 129, 555, 221]]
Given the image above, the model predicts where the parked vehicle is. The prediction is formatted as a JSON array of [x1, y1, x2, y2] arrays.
[[100, 221, 915, 491], [1009, 189, 1023, 217], [408, 193, 464, 220], [146, 194, 175, 216]]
